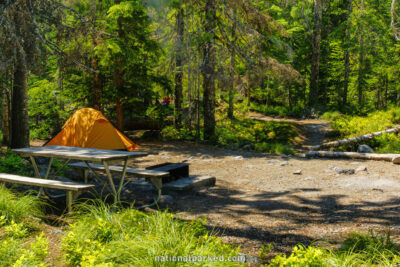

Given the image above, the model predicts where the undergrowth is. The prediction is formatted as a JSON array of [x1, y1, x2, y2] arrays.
[[0, 187, 399, 266], [327, 107, 400, 153], [269, 230, 400, 266], [0, 186, 48, 266], [62, 200, 242, 266], [161, 118, 301, 154]]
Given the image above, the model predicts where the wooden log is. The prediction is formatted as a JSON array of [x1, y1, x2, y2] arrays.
[[310, 126, 400, 150], [307, 150, 400, 163]]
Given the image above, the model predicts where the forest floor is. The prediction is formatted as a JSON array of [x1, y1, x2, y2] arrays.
[[29, 115, 400, 259]]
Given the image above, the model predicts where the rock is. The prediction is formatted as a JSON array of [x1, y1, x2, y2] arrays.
[[53, 230, 63, 234], [239, 225, 254, 231], [158, 195, 174, 206], [268, 159, 279, 164], [334, 167, 355, 175], [358, 144, 374, 153], [304, 177, 316, 181], [350, 161, 361, 165], [293, 169, 302, 175], [161, 156, 170, 159], [200, 154, 212, 159], [241, 144, 254, 150], [280, 161, 289, 166], [392, 157, 400, 164], [355, 166, 367, 172], [234, 156, 244, 160], [163, 175, 216, 191]]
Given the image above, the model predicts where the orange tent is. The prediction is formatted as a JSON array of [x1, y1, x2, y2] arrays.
[[46, 108, 138, 151]]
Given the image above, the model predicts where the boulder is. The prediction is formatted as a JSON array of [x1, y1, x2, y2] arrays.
[[358, 144, 374, 153]]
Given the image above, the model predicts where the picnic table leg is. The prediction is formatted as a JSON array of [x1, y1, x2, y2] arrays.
[[30, 156, 53, 196], [83, 161, 111, 191], [117, 159, 128, 196], [149, 177, 162, 202], [66, 191, 72, 213], [103, 161, 118, 203]]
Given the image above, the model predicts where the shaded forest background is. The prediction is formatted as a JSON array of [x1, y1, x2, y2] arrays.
[[1, 0, 400, 148]]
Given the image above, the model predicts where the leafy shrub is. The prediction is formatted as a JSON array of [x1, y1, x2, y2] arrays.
[[62, 200, 241, 266], [161, 118, 300, 154], [161, 125, 196, 141], [268, 231, 400, 266], [0, 150, 33, 176], [215, 118, 300, 154], [249, 103, 304, 118], [320, 111, 342, 121], [0, 232, 49, 267], [330, 107, 400, 153]]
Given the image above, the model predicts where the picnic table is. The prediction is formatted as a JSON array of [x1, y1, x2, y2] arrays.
[[12, 145, 148, 202]]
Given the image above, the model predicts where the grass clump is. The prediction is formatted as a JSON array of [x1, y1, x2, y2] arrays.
[[0, 187, 48, 266], [329, 107, 400, 153], [62, 200, 242, 266], [269, 231, 400, 266], [0, 185, 43, 225]]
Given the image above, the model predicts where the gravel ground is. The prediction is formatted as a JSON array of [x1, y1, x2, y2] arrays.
[[133, 140, 400, 257]]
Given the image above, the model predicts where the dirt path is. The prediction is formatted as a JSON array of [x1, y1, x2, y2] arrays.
[[247, 111, 331, 149]]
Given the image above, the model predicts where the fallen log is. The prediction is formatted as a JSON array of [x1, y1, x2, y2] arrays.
[[307, 150, 400, 164], [310, 126, 400, 150]]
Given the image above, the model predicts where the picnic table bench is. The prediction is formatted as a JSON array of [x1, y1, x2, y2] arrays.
[[69, 162, 169, 200], [0, 173, 94, 212]]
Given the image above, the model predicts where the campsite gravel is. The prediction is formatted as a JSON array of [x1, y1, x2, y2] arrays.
[[133, 140, 400, 257]]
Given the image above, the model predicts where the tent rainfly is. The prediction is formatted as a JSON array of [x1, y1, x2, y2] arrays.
[[46, 108, 138, 151]]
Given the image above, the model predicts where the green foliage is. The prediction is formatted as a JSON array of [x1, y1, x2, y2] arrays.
[[0, 187, 48, 266], [0, 150, 33, 176], [320, 111, 342, 121], [161, 118, 300, 154], [62, 200, 241, 266], [269, 231, 400, 266], [0, 233, 49, 267], [216, 118, 300, 154], [250, 103, 304, 118], [0, 186, 44, 225], [330, 107, 400, 153]]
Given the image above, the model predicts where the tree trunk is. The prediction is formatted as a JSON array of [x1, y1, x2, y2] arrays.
[[246, 66, 251, 107], [357, 0, 365, 105], [174, 7, 185, 129], [202, 0, 216, 140], [11, 62, 29, 148], [115, 0, 124, 131], [307, 150, 400, 163], [343, 0, 352, 106], [92, 46, 101, 110], [3, 88, 10, 146], [228, 9, 236, 120], [91, 0, 101, 110], [116, 96, 123, 130], [310, 126, 400, 150], [186, 1, 192, 129], [309, 0, 322, 106], [385, 74, 389, 107]]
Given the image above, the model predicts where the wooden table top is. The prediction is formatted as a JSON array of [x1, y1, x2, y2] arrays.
[[12, 146, 148, 162]]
